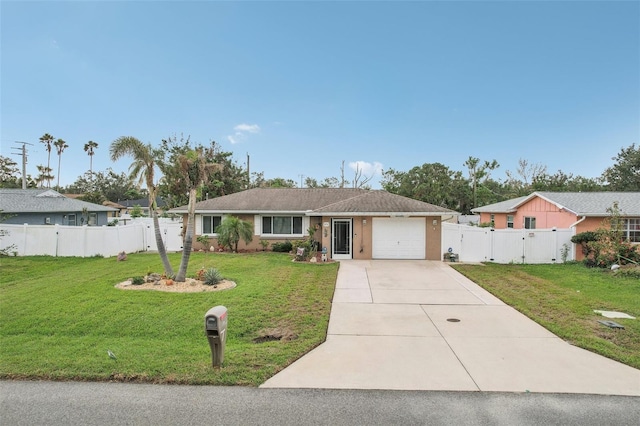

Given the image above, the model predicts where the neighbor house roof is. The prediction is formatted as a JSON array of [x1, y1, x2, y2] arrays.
[[0, 189, 117, 213], [471, 192, 640, 216], [469, 196, 528, 214], [117, 197, 166, 209], [169, 188, 458, 216], [102, 200, 126, 209]]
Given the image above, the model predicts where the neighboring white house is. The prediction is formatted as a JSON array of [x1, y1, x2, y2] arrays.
[[0, 189, 117, 227]]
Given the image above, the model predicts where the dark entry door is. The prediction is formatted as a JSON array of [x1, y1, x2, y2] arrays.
[[332, 219, 352, 259]]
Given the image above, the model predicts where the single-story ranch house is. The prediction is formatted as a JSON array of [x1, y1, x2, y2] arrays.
[[0, 188, 118, 226], [170, 188, 458, 260]]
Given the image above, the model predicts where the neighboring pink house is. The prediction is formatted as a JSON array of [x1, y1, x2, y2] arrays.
[[472, 192, 640, 259]]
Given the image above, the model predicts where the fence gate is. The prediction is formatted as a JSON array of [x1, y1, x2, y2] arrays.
[[442, 223, 575, 264]]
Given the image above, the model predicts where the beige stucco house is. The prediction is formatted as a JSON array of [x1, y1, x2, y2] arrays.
[[170, 188, 458, 260]]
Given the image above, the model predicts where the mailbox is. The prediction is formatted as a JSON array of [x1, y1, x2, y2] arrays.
[[204, 306, 228, 368]]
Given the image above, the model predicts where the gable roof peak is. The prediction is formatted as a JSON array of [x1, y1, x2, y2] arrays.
[[36, 189, 64, 198]]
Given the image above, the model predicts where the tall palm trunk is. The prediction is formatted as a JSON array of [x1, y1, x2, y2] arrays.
[[57, 155, 62, 188], [47, 151, 52, 188], [153, 208, 174, 277], [175, 188, 197, 282]]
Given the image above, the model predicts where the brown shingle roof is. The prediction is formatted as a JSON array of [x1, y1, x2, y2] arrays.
[[313, 190, 455, 215], [170, 188, 457, 216]]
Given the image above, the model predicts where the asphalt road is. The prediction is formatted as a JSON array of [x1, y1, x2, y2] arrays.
[[1, 381, 639, 425]]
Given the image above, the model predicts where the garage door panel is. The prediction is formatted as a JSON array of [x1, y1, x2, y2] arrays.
[[372, 218, 425, 259]]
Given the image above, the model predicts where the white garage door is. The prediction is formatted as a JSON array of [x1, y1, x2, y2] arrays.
[[372, 217, 426, 259]]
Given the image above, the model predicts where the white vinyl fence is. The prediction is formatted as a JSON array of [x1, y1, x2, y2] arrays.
[[0, 218, 185, 258], [136, 218, 184, 252], [442, 223, 576, 264]]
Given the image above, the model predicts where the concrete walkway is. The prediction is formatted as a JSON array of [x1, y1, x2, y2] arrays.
[[261, 260, 640, 395]]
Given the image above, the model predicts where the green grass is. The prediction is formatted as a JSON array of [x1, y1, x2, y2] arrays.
[[0, 252, 338, 386], [452, 262, 640, 370]]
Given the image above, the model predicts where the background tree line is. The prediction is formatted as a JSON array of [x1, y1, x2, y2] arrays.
[[1, 136, 638, 214], [380, 144, 639, 213]]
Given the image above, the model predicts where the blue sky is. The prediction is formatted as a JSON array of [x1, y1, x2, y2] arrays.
[[1, 1, 638, 189]]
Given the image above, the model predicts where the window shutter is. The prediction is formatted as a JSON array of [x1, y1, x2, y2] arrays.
[[195, 215, 202, 234], [254, 215, 261, 235]]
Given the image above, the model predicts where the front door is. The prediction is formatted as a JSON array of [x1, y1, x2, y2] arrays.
[[332, 219, 352, 260]]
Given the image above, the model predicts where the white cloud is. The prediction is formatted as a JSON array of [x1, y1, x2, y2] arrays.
[[348, 161, 383, 177], [227, 134, 240, 145], [234, 123, 260, 133], [228, 123, 260, 144]]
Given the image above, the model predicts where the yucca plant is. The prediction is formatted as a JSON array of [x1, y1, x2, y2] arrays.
[[203, 268, 223, 286]]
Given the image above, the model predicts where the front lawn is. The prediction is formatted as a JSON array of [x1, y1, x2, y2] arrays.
[[452, 262, 640, 370], [0, 252, 338, 385]]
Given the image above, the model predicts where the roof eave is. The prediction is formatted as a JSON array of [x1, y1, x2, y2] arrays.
[[471, 208, 518, 214], [168, 209, 311, 215], [311, 211, 458, 217]]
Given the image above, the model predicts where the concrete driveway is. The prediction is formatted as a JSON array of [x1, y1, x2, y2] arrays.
[[261, 260, 640, 395]]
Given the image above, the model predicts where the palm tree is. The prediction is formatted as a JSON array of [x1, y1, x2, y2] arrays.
[[39, 133, 55, 188], [54, 138, 68, 188], [109, 136, 174, 277], [216, 216, 253, 252], [174, 147, 223, 282], [35, 165, 54, 188], [84, 141, 99, 177]]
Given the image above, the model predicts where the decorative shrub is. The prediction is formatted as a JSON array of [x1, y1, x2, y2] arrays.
[[203, 268, 223, 286], [588, 236, 640, 268], [579, 203, 640, 268], [216, 216, 253, 252], [131, 276, 145, 285], [571, 231, 598, 256], [196, 268, 206, 281], [196, 235, 210, 251], [130, 205, 144, 218], [292, 239, 313, 260], [271, 241, 292, 253]]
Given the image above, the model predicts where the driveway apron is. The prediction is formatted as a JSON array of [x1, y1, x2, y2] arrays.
[[261, 260, 640, 395]]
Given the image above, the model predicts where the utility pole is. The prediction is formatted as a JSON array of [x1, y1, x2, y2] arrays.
[[298, 174, 305, 188], [12, 141, 33, 189], [246, 152, 250, 188]]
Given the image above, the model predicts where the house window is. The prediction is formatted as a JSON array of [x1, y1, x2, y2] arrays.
[[507, 215, 514, 229], [623, 218, 640, 243], [67, 214, 76, 226], [88, 213, 97, 226], [202, 215, 222, 234], [524, 217, 536, 229], [262, 216, 303, 235]]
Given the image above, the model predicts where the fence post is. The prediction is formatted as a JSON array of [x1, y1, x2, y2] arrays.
[[55, 224, 60, 257], [489, 228, 495, 261], [22, 223, 28, 256]]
